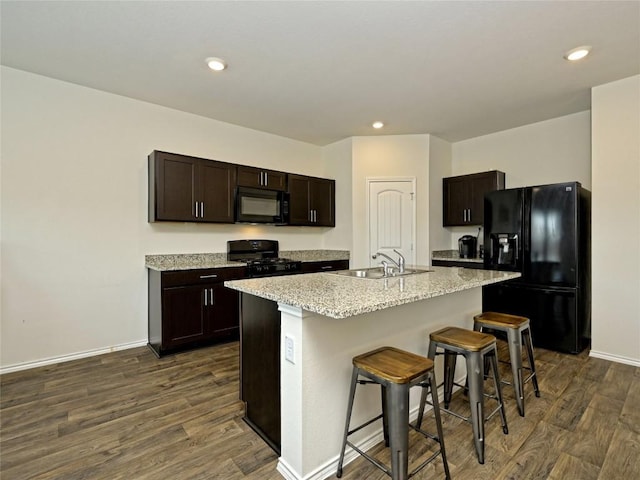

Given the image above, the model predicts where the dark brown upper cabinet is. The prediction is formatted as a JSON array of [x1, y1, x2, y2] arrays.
[[237, 165, 287, 191], [443, 170, 505, 226], [148, 151, 236, 223], [288, 174, 335, 227]]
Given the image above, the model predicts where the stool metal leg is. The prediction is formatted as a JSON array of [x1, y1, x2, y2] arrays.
[[427, 370, 451, 480], [386, 382, 409, 480], [443, 351, 457, 408], [465, 351, 486, 464], [381, 385, 390, 446], [336, 367, 360, 478], [506, 327, 525, 417], [488, 348, 509, 435], [523, 328, 541, 397]]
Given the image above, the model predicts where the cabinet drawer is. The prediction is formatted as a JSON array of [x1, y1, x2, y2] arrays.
[[161, 266, 247, 287], [301, 260, 349, 273]]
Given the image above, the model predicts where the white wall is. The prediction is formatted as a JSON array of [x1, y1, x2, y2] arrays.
[[428, 135, 452, 252], [350, 135, 430, 268], [0, 67, 330, 370], [591, 75, 640, 365], [448, 111, 592, 246], [321, 138, 353, 254]]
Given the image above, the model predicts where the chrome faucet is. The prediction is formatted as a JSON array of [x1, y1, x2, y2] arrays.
[[372, 249, 406, 274]]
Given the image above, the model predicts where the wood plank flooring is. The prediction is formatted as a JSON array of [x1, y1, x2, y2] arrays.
[[1, 341, 638, 479]]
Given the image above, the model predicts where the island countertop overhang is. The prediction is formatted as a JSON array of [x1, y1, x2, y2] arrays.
[[225, 266, 521, 319]]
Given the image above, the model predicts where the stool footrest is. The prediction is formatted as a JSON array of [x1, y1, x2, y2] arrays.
[[346, 413, 384, 437], [345, 440, 391, 476]]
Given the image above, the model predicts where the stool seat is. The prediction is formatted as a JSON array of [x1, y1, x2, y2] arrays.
[[430, 326, 496, 352], [474, 311, 529, 328], [353, 346, 434, 384]]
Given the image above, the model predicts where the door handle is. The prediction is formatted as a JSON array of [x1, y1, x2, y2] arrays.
[[200, 202, 204, 218], [264, 172, 268, 186], [209, 288, 214, 305], [199, 274, 218, 279], [468, 209, 471, 222], [195, 201, 199, 218], [204, 289, 207, 307], [463, 209, 466, 222]]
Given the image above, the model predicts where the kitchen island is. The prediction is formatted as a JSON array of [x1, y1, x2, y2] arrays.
[[225, 266, 520, 480]]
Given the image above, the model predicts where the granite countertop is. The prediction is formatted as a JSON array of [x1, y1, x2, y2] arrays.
[[225, 266, 520, 319], [145, 250, 350, 271], [432, 249, 483, 264]]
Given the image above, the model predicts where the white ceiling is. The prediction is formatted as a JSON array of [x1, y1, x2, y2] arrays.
[[2, 1, 639, 146]]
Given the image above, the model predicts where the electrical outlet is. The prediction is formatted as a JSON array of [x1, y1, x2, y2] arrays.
[[285, 335, 295, 364]]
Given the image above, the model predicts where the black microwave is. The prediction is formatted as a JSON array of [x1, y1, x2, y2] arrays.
[[235, 186, 289, 225]]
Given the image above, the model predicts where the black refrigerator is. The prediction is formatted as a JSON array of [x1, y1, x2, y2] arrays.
[[482, 182, 591, 354]]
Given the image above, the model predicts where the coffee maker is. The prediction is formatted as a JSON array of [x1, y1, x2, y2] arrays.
[[458, 235, 478, 259]]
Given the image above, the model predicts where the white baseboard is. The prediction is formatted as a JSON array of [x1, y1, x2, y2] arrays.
[[589, 350, 640, 367], [0, 340, 149, 375]]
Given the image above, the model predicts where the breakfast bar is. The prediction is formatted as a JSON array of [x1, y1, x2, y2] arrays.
[[225, 266, 520, 480]]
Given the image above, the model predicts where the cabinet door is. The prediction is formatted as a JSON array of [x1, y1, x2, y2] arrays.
[[288, 174, 312, 225], [162, 285, 206, 349], [198, 160, 236, 223], [443, 176, 469, 226], [468, 173, 502, 226], [152, 152, 197, 221], [208, 284, 240, 338], [310, 178, 335, 227], [237, 166, 287, 191], [443, 171, 505, 227]]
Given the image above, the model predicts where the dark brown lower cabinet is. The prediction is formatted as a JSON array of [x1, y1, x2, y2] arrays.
[[148, 267, 246, 357], [240, 293, 281, 454], [431, 259, 485, 269]]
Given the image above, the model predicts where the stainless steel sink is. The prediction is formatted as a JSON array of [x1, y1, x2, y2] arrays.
[[331, 267, 432, 279]]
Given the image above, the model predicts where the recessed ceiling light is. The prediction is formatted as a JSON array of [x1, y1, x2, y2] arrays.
[[372, 121, 384, 129], [564, 46, 591, 61], [206, 57, 227, 71]]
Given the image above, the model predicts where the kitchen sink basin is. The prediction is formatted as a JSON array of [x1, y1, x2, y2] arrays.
[[331, 267, 432, 279]]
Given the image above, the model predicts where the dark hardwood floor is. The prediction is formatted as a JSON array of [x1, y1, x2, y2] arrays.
[[1, 340, 638, 479]]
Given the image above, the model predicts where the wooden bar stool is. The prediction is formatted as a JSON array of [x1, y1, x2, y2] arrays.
[[336, 346, 450, 480], [418, 326, 508, 464], [474, 312, 540, 417]]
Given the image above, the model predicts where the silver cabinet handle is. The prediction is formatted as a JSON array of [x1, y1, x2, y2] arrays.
[[204, 289, 207, 306], [463, 209, 467, 222], [199, 274, 218, 279], [260, 171, 264, 185], [468, 209, 471, 222], [264, 172, 268, 186], [195, 201, 199, 218], [200, 202, 204, 218], [321, 265, 332, 270], [209, 288, 214, 305]]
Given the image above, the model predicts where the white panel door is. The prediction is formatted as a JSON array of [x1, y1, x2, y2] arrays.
[[369, 180, 415, 267]]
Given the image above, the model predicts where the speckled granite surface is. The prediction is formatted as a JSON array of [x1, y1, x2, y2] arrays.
[[432, 249, 483, 264], [280, 250, 349, 262], [145, 253, 240, 271], [145, 250, 350, 271], [225, 266, 520, 319]]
